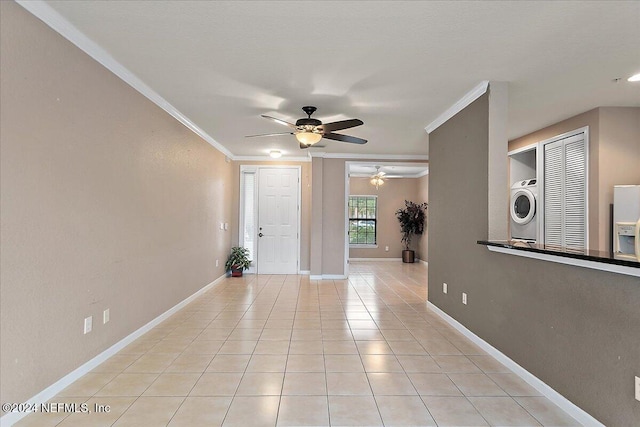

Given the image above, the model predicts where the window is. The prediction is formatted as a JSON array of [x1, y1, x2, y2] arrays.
[[349, 196, 377, 245], [240, 168, 256, 261]]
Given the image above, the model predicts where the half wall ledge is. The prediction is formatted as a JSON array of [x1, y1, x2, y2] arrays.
[[478, 240, 640, 278]]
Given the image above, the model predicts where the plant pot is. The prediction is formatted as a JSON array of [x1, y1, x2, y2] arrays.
[[231, 266, 243, 277], [402, 250, 415, 263]]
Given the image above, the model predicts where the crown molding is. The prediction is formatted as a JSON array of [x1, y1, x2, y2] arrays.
[[16, 0, 235, 159], [232, 156, 312, 162], [310, 152, 429, 160], [425, 80, 489, 134]]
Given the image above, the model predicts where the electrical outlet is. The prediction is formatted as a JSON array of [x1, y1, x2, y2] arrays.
[[224, 223, 229, 230], [635, 376, 640, 402], [385, 246, 389, 252], [462, 293, 467, 305], [103, 309, 110, 324], [84, 316, 93, 334], [220, 222, 224, 230], [443, 283, 448, 294], [216, 259, 219, 267]]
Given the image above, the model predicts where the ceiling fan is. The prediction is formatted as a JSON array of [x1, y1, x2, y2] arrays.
[[246, 106, 367, 149], [370, 166, 386, 190]]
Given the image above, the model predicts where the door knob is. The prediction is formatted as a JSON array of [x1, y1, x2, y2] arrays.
[[258, 232, 264, 237]]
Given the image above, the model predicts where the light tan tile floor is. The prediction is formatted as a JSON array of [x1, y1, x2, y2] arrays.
[[15, 262, 581, 426]]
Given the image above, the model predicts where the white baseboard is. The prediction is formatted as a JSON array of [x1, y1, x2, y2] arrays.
[[0, 274, 227, 427], [298, 270, 310, 275], [349, 258, 428, 266], [309, 274, 347, 280], [426, 301, 603, 427]]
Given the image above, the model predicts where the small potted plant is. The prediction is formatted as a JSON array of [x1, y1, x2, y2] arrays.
[[225, 246, 251, 277], [395, 200, 428, 263]]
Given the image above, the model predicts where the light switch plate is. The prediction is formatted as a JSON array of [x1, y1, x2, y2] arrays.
[[462, 293, 467, 305], [635, 376, 640, 402], [84, 316, 93, 334], [443, 283, 448, 294], [103, 309, 110, 324]]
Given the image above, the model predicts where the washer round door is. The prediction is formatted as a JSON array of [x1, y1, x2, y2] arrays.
[[511, 189, 536, 224]]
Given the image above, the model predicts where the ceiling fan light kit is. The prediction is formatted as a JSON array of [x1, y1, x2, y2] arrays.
[[295, 131, 322, 146], [370, 176, 385, 190], [370, 166, 386, 190], [248, 106, 367, 150]]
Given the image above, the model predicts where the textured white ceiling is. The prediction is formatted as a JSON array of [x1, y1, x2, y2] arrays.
[[44, 1, 640, 159]]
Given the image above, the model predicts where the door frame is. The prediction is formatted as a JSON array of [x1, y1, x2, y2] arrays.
[[536, 126, 589, 248], [344, 162, 350, 278], [239, 165, 302, 274], [344, 161, 429, 275]]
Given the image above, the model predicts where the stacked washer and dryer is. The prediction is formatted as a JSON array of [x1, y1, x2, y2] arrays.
[[510, 179, 538, 242]]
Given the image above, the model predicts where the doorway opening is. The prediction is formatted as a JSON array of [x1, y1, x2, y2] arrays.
[[344, 161, 429, 273], [239, 165, 301, 274]]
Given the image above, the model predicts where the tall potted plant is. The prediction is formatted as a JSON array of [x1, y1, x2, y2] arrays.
[[395, 200, 428, 263], [225, 246, 251, 277]]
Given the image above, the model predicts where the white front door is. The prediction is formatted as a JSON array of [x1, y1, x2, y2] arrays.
[[257, 168, 299, 274]]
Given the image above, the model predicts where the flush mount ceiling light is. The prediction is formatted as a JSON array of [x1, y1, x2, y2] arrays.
[[269, 150, 282, 158], [370, 166, 386, 190], [628, 73, 640, 82]]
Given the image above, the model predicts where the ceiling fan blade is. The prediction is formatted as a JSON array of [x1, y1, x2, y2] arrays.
[[245, 132, 294, 138], [320, 119, 364, 132], [323, 132, 368, 144], [261, 115, 298, 129]]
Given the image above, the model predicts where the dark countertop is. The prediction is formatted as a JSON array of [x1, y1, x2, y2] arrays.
[[478, 240, 640, 268]]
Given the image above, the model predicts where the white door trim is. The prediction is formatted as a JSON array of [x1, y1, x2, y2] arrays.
[[344, 162, 350, 278], [240, 165, 301, 274]]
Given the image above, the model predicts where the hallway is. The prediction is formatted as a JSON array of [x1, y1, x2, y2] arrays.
[[17, 262, 579, 426]]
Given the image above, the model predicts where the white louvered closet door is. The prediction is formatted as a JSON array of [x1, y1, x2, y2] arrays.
[[544, 141, 564, 246], [543, 133, 587, 249]]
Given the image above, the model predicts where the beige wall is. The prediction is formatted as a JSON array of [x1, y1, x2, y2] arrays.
[[349, 177, 425, 259], [1, 2, 234, 405], [429, 93, 640, 425], [417, 174, 429, 261], [310, 157, 324, 275], [597, 107, 640, 251], [322, 159, 348, 275], [509, 107, 640, 251], [230, 160, 312, 271]]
